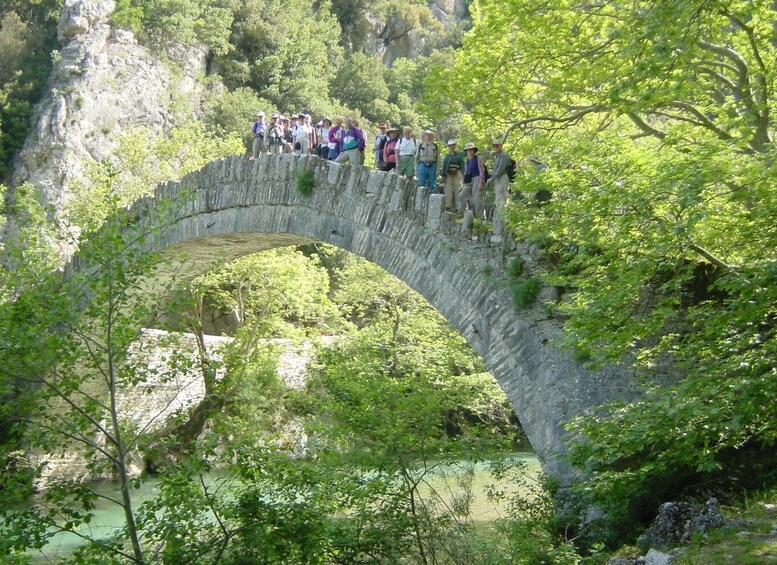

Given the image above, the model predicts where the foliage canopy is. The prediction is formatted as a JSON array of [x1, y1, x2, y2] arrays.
[[429, 0, 777, 541]]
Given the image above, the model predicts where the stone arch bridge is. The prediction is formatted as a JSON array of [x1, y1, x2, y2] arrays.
[[95, 153, 638, 479]]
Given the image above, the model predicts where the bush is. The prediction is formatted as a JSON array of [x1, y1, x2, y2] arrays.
[[511, 277, 542, 309], [294, 168, 315, 197], [507, 255, 525, 280]]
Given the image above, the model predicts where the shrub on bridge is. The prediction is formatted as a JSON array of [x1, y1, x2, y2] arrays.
[[294, 167, 315, 197], [511, 276, 543, 309]]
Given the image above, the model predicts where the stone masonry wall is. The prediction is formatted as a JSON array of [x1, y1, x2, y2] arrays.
[[37, 330, 319, 484]]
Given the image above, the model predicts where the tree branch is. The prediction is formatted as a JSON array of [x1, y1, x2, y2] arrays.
[[626, 112, 667, 140], [687, 243, 737, 272]]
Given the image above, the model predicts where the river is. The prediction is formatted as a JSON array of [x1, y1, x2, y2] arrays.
[[29, 453, 540, 563]]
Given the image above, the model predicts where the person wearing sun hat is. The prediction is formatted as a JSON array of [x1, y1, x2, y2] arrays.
[[267, 113, 284, 155], [458, 142, 486, 216], [382, 127, 400, 172], [441, 139, 466, 211], [487, 138, 513, 240], [414, 129, 439, 191]]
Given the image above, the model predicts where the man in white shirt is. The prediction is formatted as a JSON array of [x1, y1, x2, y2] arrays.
[[395, 126, 417, 179], [292, 113, 312, 155]]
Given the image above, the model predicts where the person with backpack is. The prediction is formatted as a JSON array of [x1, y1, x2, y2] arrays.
[[458, 142, 487, 217], [250, 111, 267, 160], [487, 139, 513, 240], [441, 139, 466, 211], [415, 129, 439, 191], [266, 114, 284, 155], [373, 123, 389, 169], [382, 127, 400, 172], [396, 126, 418, 179]]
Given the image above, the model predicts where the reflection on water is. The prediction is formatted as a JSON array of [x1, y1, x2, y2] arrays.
[[29, 453, 539, 563]]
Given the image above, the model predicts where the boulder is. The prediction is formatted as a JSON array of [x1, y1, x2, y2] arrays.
[[638, 499, 726, 551], [640, 548, 674, 565], [683, 498, 726, 542], [638, 501, 693, 550]]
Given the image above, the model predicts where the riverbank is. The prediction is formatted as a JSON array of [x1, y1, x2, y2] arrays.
[[28, 453, 541, 563]]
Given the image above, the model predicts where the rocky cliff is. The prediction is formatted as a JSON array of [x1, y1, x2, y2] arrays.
[[11, 0, 207, 223], [370, 0, 471, 65]]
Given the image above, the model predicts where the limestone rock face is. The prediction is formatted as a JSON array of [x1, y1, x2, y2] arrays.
[[368, 0, 471, 65], [12, 0, 206, 223], [58, 0, 116, 42]]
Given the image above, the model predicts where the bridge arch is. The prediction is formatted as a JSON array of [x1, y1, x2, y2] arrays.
[[108, 153, 637, 479]]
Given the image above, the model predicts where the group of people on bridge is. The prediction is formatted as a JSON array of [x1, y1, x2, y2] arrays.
[[250, 112, 548, 241]]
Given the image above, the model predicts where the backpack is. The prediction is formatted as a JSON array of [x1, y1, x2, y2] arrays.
[[483, 163, 490, 181], [506, 158, 517, 182]]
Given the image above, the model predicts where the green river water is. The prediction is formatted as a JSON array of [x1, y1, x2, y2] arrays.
[[30, 453, 540, 563]]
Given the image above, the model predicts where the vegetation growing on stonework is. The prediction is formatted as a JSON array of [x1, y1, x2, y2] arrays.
[[294, 167, 315, 196]]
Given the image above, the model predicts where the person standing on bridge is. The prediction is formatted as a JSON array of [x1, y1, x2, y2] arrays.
[[487, 139, 512, 241], [373, 123, 388, 170], [334, 117, 365, 166], [459, 142, 486, 217], [396, 126, 418, 179], [382, 127, 399, 172], [282, 116, 295, 154], [328, 117, 344, 160], [441, 139, 465, 211], [250, 111, 266, 160], [305, 114, 317, 154], [293, 113, 311, 155], [415, 129, 439, 192], [267, 114, 284, 155], [316, 118, 331, 159]]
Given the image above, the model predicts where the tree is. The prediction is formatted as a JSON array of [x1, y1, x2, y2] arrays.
[[427, 0, 777, 543], [112, 0, 236, 55], [212, 0, 344, 115], [330, 52, 392, 123], [0, 177, 195, 563], [144, 248, 347, 462], [64, 124, 243, 233]]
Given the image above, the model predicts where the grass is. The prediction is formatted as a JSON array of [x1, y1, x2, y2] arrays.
[[294, 167, 315, 196], [510, 276, 543, 309], [507, 255, 525, 280], [472, 218, 492, 236]]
